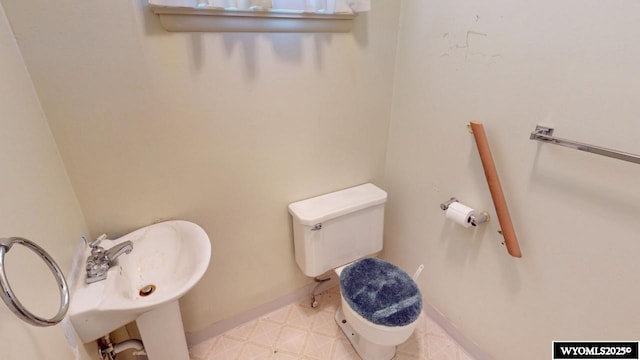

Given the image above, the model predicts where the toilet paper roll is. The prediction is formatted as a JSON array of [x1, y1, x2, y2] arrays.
[[445, 202, 475, 228]]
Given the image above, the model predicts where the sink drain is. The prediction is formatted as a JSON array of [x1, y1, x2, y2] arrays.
[[139, 284, 156, 297]]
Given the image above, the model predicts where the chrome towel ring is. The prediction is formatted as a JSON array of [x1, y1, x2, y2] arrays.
[[0, 237, 69, 326]]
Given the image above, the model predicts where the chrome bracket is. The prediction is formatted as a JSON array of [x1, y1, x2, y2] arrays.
[[530, 125, 554, 139], [439, 197, 458, 211], [469, 211, 490, 227]]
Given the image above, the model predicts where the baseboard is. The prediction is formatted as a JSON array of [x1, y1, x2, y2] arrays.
[[423, 302, 493, 360]]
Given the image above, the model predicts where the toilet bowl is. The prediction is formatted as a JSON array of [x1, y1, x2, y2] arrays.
[[334, 258, 421, 360], [288, 183, 423, 360]]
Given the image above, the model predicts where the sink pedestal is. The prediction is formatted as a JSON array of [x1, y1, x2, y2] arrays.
[[137, 300, 189, 360]]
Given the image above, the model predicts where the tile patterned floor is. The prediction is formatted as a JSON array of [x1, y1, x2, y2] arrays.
[[189, 287, 474, 360]]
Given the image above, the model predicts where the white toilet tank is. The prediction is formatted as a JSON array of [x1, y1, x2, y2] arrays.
[[288, 183, 387, 277]]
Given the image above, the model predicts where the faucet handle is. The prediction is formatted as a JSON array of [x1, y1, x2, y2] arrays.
[[91, 246, 105, 258], [89, 234, 108, 248]]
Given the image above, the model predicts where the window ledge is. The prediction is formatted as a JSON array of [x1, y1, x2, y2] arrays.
[[148, 1, 356, 33]]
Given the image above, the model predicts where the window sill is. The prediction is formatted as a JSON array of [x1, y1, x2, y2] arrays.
[[148, 1, 356, 33]]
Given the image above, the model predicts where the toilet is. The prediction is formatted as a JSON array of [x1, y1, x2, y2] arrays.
[[288, 183, 422, 360]]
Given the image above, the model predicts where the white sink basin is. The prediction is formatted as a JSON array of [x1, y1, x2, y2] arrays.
[[69, 220, 211, 359]]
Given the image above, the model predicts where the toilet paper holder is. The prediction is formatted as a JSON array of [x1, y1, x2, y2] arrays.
[[440, 197, 490, 227]]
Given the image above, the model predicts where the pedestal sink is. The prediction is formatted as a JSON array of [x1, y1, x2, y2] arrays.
[[68, 220, 211, 360]]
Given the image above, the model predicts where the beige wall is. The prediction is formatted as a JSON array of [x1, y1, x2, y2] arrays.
[[1, 0, 402, 332], [384, 1, 640, 359], [9, 0, 637, 357], [0, 3, 91, 359]]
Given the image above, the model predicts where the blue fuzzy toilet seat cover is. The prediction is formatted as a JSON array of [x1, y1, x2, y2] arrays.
[[340, 258, 422, 327]]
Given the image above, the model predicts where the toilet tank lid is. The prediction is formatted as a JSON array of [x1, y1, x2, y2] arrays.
[[288, 183, 387, 226]]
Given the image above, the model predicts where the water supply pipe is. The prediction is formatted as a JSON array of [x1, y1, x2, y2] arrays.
[[98, 335, 146, 360]]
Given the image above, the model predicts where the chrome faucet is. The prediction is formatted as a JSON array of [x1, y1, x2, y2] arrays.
[[105, 241, 134, 262], [86, 234, 133, 284]]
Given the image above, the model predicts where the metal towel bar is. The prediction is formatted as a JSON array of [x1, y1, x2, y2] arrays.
[[0, 237, 69, 326], [530, 125, 640, 165]]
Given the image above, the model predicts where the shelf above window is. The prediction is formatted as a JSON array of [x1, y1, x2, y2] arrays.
[[148, 1, 356, 33]]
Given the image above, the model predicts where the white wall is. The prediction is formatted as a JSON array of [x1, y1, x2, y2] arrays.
[[0, 3, 91, 359], [384, 1, 640, 359], [0, 0, 402, 333]]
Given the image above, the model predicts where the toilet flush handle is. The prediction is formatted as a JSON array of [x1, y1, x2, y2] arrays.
[[413, 264, 424, 281]]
